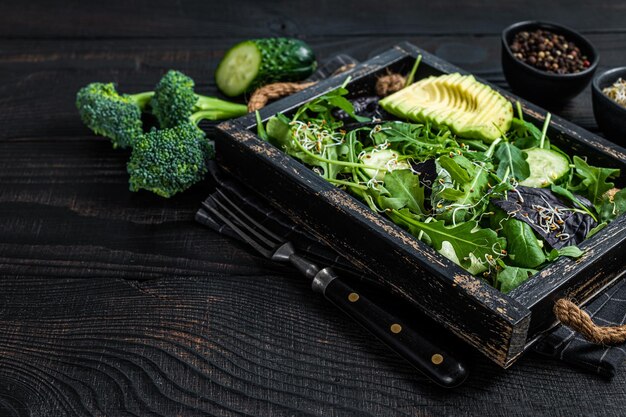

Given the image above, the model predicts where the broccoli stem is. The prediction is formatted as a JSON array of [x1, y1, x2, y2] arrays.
[[128, 91, 155, 109], [195, 96, 248, 116], [189, 106, 247, 123], [189, 109, 240, 123]]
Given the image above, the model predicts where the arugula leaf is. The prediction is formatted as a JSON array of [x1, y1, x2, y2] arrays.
[[457, 162, 490, 202], [360, 181, 404, 211], [377, 195, 410, 211], [438, 188, 466, 200], [572, 156, 620, 206], [546, 246, 584, 261], [496, 266, 538, 293], [294, 85, 369, 123], [383, 169, 426, 214], [433, 161, 491, 223], [325, 95, 370, 123], [438, 241, 488, 275], [437, 154, 474, 183], [494, 142, 530, 181], [391, 211, 506, 270], [510, 118, 544, 149], [501, 218, 546, 268]]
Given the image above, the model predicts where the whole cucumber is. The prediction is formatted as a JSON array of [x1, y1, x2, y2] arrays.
[[215, 38, 317, 97]]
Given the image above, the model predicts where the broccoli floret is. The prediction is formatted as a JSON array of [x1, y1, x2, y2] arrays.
[[151, 70, 248, 128], [76, 83, 153, 149], [127, 122, 214, 197], [150, 71, 197, 128], [77, 72, 245, 198]]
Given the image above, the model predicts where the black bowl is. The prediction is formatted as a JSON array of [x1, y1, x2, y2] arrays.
[[501, 21, 599, 105], [592, 67, 626, 144]]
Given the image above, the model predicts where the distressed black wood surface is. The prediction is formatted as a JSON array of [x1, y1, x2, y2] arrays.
[[2, 1, 626, 416]]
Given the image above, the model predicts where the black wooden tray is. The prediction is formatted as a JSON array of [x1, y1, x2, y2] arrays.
[[214, 42, 626, 368]]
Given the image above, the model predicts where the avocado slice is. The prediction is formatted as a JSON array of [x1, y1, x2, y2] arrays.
[[379, 73, 513, 143]]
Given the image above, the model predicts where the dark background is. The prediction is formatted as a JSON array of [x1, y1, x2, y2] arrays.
[[1, 1, 625, 416]]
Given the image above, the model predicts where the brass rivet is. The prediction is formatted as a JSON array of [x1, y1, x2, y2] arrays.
[[431, 354, 444, 365], [348, 292, 360, 302], [390, 323, 402, 334]]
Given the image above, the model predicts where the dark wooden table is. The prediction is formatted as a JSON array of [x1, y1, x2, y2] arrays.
[[1, 1, 625, 416]]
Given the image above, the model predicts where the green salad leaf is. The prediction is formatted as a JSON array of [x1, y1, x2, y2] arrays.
[[572, 156, 620, 206], [325, 94, 370, 123], [437, 154, 473, 184], [391, 210, 505, 270], [383, 169, 426, 214], [433, 159, 491, 224], [501, 218, 545, 268], [509, 118, 542, 148], [266, 114, 293, 150], [546, 246, 584, 262], [494, 142, 530, 181], [496, 266, 538, 293], [295, 84, 369, 123]]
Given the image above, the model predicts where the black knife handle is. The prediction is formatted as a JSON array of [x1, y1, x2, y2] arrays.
[[312, 268, 468, 388]]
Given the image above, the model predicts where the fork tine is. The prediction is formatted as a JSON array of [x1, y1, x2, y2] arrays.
[[201, 198, 274, 258], [208, 193, 279, 249], [214, 188, 284, 244]]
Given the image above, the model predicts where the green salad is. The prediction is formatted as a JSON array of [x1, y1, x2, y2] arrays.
[[259, 75, 625, 293]]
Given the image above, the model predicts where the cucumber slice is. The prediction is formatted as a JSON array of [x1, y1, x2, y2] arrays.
[[519, 148, 570, 188], [215, 41, 262, 97]]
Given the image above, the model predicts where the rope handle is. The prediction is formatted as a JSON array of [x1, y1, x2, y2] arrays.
[[247, 67, 407, 112], [248, 82, 316, 112], [554, 299, 626, 345]]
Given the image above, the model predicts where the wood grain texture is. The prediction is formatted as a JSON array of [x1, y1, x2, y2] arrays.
[[2, 1, 626, 416], [2, 278, 626, 417], [1, 0, 626, 38]]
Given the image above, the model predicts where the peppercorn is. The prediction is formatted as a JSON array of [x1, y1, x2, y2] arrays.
[[510, 29, 590, 74]]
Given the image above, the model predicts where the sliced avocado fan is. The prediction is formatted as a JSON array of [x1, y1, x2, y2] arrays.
[[379, 73, 513, 143]]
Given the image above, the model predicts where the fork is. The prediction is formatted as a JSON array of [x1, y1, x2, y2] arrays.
[[197, 189, 468, 388]]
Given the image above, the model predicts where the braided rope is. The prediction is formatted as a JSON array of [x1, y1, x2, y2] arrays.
[[375, 73, 406, 97], [247, 67, 406, 112], [247, 82, 316, 112], [554, 299, 626, 345]]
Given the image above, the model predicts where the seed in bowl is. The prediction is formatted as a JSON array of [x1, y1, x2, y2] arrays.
[[602, 78, 626, 108], [509, 29, 590, 74]]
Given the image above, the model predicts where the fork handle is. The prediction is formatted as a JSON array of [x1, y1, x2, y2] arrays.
[[312, 268, 468, 388]]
